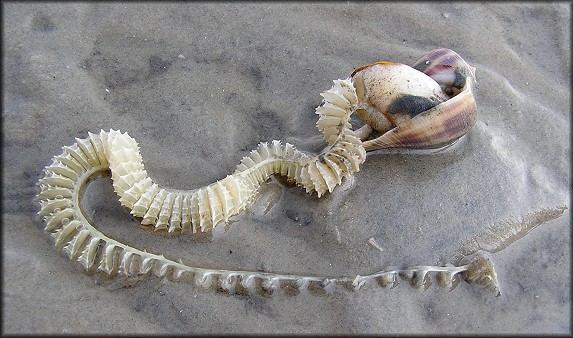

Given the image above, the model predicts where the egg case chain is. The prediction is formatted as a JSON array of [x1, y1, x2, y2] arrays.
[[36, 79, 500, 296]]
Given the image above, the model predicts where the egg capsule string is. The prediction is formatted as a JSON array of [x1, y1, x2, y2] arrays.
[[36, 49, 506, 296]]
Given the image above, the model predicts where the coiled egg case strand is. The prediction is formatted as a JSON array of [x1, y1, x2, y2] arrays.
[[33, 48, 502, 297], [352, 48, 478, 151]]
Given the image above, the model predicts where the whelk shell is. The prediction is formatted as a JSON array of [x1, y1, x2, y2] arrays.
[[352, 48, 478, 151]]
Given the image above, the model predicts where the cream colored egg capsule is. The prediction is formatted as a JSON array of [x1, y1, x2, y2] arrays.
[[352, 49, 478, 151]]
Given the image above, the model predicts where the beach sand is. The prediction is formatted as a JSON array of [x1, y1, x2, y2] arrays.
[[2, 2, 570, 334]]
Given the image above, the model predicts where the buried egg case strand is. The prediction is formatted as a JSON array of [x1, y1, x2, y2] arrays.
[[36, 48, 500, 296]]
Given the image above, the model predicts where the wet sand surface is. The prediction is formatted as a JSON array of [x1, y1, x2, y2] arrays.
[[2, 3, 570, 334]]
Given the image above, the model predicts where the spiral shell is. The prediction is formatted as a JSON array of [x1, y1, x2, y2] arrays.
[[352, 49, 478, 151]]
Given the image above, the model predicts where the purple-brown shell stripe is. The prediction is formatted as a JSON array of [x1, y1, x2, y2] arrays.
[[363, 89, 477, 150], [413, 48, 462, 71]]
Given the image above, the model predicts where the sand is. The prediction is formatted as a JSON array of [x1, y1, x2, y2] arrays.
[[2, 2, 570, 334]]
